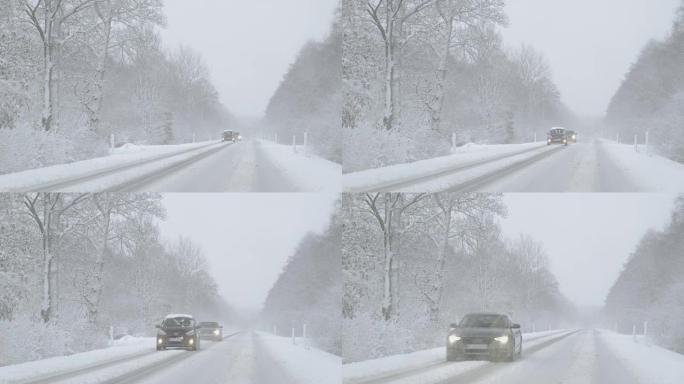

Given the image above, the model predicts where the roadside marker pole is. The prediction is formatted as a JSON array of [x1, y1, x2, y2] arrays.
[[292, 328, 296, 345], [304, 132, 308, 156], [634, 135, 638, 153], [303, 324, 307, 339], [644, 321, 648, 338], [633, 324, 637, 342], [293, 135, 297, 153], [451, 132, 456, 153], [645, 131, 650, 156], [275, 133, 278, 144], [110, 134, 115, 150]]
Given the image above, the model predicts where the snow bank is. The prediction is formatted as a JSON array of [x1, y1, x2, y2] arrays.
[[599, 330, 684, 384], [343, 329, 571, 382], [0, 337, 155, 383], [255, 332, 341, 384], [343, 142, 548, 192], [0, 141, 220, 192], [599, 140, 684, 191], [256, 140, 341, 192]]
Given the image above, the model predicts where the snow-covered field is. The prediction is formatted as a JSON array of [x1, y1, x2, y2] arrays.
[[343, 329, 570, 383], [599, 139, 684, 191], [342, 142, 550, 192], [0, 336, 157, 383], [255, 332, 341, 384], [600, 330, 684, 384], [256, 140, 341, 192], [0, 141, 222, 192]]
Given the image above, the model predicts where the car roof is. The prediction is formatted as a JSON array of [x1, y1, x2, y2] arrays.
[[463, 312, 509, 317], [164, 314, 194, 319]]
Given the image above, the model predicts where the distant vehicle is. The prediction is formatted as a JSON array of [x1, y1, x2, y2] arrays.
[[547, 127, 568, 146], [566, 130, 577, 143], [223, 130, 237, 143], [446, 313, 522, 362], [156, 314, 200, 351], [234, 132, 243, 142], [198, 321, 223, 341]]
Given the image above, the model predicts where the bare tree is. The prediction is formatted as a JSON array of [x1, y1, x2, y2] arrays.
[[366, 0, 434, 130], [23, 0, 96, 131]]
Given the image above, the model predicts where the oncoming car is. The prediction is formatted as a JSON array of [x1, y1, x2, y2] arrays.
[[156, 314, 200, 351], [198, 321, 223, 341], [223, 130, 237, 143], [446, 313, 522, 362], [547, 127, 568, 146]]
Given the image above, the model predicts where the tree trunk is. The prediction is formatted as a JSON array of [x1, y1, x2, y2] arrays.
[[381, 196, 394, 320]]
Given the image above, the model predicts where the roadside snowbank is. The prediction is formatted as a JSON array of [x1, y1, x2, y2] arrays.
[[255, 332, 341, 384], [599, 140, 684, 191], [343, 329, 570, 382], [599, 330, 684, 384], [0, 141, 221, 192], [342, 142, 547, 192], [0, 337, 155, 383], [256, 140, 341, 192]]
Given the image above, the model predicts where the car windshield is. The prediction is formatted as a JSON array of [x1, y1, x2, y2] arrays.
[[550, 129, 564, 135], [163, 317, 192, 328], [199, 322, 219, 328], [459, 314, 508, 328]]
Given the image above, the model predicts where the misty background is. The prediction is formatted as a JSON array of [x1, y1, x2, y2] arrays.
[[342, 0, 684, 172], [341, 193, 684, 362]]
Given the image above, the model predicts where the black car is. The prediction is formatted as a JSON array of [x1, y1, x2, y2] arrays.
[[156, 314, 200, 351], [223, 130, 237, 143], [547, 128, 568, 146], [566, 130, 577, 143], [198, 321, 223, 341], [446, 313, 522, 362]]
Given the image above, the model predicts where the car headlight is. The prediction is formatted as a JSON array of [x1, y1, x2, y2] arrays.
[[448, 335, 461, 344], [494, 335, 509, 344], [213, 329, 220, 335], [188, 338, 194, 344], [158, 338, 164, 344]]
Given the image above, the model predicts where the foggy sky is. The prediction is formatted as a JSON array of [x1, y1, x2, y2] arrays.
[[159, 0, 339, 118], [500, 194, 677, 307], [503, 0, 680, 117], [158, 193, 337, 312]]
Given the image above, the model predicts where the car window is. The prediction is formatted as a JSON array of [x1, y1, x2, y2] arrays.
[[460, 314, 508, 328]]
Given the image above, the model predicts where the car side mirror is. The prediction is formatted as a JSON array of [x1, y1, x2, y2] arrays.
[[512, 323, 521, 329]]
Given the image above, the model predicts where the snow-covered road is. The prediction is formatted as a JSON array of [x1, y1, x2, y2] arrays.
[[1, 331, 340, 384], [344, 330, 684, 384], [343, 139, 684, 192]]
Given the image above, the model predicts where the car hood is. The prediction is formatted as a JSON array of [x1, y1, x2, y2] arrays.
[[160, 326, 193, 335], [450, 327, 509, 338]]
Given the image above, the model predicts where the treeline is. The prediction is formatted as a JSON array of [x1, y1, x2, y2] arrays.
[[261, 209, 341, 355], [0, 0, 233, 174], [263, 9, 342, 163], [604, 196, 684, 354], [606, 2, 684, 162], [342, 0, 570, 172], [0, 193, 234, 366], [341, 193, 574, 362]]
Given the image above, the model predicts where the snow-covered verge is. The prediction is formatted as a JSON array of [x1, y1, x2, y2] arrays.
[[255, 332, 341, 384], [0, 140, 220, 192], [342, 142, 548, 192], [599, 139, 684, 191], [343, 330, 571, 382], [0, 336, 155, 383], [599, 330, 684, 384], [256, 140, 341, 192]]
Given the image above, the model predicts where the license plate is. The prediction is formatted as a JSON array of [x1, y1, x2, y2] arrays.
[[467, 344, 488, 350], [169, 337, 182, 342]]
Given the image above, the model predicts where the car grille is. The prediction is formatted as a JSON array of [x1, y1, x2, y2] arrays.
[[462, 337, 492, 345]]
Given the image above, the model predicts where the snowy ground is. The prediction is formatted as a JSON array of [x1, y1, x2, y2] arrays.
[[0, 139, 341, 192], [343, 139, 684, 192], [255, 332, 341, 384], [256, 140, 341, 192], [343, 329, 684, 384], [0, 141, 222, 192], [342, 143, 553, 192], [0, 331, 340, 384]]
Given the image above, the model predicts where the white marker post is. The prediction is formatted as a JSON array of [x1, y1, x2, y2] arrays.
[[645, 131, 650, 156], [451, 132, 456, 153], [110, 134, 115, 150], [634, 134, 638, 153], [303, 132, 308, 156], [633, 324, 637, 342], [292, 327, 296, 345], [275, 133, 278, 144], [644, 321, 648, 338], [293, 135, 297, 154]]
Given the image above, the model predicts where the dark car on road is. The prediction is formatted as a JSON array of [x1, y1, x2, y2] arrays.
[[156, 314, 200, 351], [566, 130, 577, 143], [223, 130, 237, 143], [198, 321, 223, 341], [446, 313, 522, 362], [547, 127, 568, 146]]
